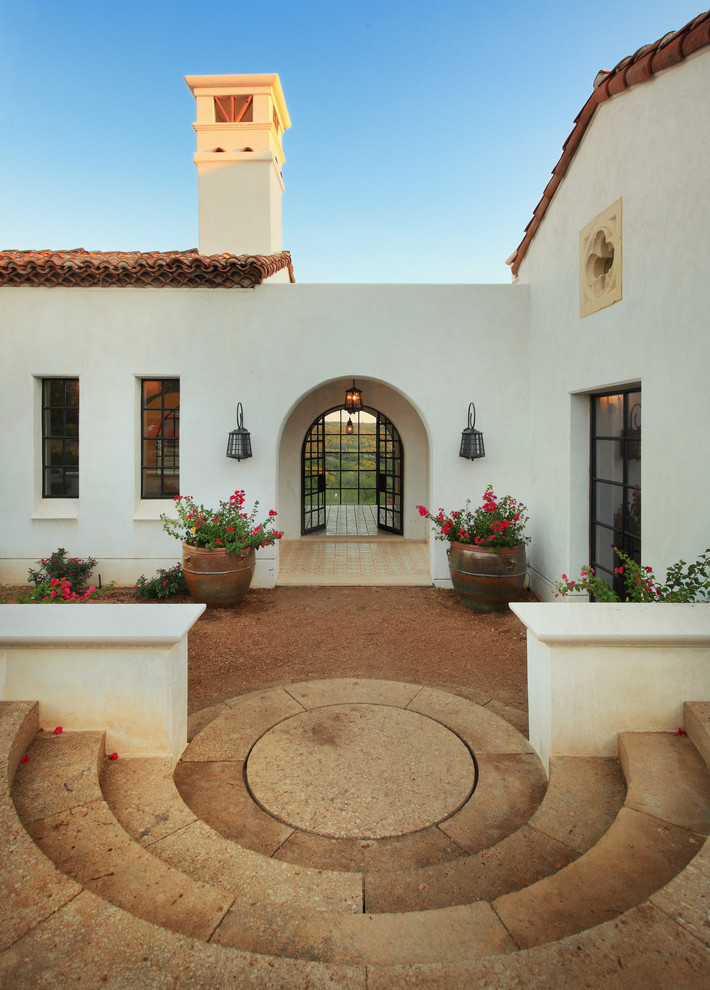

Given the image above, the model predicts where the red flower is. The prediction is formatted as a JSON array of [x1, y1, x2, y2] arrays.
[[110, 752, 118, 760], [20, 754, 29, 763], [269, 509, 278, 516], [54, 726, 63, 735], [677, 728, 687, 736]]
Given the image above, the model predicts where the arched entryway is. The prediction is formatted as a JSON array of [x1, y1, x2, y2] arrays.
[[301, 406, 403, 536]]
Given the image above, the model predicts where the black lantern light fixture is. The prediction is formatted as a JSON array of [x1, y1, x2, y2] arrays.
[[346, 417, 354, 435], [459, 402, 485, 460], [344, 380, 363, 413], [226, 402, 253, 461]]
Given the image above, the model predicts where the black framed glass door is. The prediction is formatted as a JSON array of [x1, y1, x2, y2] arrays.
[[301, 406, 403, 536], [377, 412, 402, 534], [302, 413, 326, 534], [590, 387, 641, 595]]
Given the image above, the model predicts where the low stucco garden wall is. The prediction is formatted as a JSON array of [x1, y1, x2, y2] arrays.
[[0, 604, 205, 765], [512, 602, 710, 773]]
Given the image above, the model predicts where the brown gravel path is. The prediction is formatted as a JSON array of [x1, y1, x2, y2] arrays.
[[3, 585, 531, 717]]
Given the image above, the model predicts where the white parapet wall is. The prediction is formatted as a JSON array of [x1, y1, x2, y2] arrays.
[[0, 604, 205, 766], [511, 602, 710, 774]]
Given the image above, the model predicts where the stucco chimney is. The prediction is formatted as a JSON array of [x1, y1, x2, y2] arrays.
[[185, 74, 291, 259]]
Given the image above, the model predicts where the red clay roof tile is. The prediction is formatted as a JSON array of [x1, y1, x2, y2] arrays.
[[0, 249, 294, 288], [509, 10, 710, 276]]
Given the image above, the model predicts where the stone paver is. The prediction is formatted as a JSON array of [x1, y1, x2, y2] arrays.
[[529, 755, 627, 853], [0, 798, 81, 952], [151, 818, 363, 913], [212, 900, 517, 966], [619, 731, 710, 834], [685, 700, 710, 770], [12, 730, 105, 822], [493, 806, 705, 948], [287, 677, 423, 710], [101, 756, 198, 846], [174, 760, 294, 855], [365, 823, 579, 913], [650, 836, 710, 947], [0, 888, 367, 990], [246, 704, 474, 838], [26, 801, 233, 940], [182, 687, 305, 762], [274, 824, 465, 876], [407, 686, 534, 754], [439, 752, 547, 853], [366, 903, 710, 989]]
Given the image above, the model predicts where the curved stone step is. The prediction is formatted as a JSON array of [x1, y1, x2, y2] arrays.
[[491, 731, 710, 949], [363, 754, 626, 912], [0, 701, 83, 952], [101, 754, 363, 913], [1, 887, 367, 989], [177, 680, 549, 876], [12, 729, 235, 940], [211, 899, 517, 966], [4, 695, 710, 982]]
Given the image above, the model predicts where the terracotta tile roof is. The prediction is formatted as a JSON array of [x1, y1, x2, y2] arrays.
[[509, 10, 710, 276], [0, 248, 295, 288]]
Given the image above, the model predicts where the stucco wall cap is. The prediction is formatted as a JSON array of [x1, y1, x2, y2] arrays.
[[0, 603, 206, 647], [510, 602, 710, 645]]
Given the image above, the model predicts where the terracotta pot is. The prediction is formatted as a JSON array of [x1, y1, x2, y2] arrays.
[[447, 542, 526, 613], [182, 543, 255, 609]]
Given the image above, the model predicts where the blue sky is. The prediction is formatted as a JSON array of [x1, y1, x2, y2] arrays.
[[0, 1, 703, 282]]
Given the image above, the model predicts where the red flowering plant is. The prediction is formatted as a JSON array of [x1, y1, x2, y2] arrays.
[[161, 489, 283, 554], [417, 486, 530, 551], [555, 546, 710, 602]]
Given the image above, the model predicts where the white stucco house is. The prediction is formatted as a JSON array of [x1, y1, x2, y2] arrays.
[[1, 12, 709, 600]]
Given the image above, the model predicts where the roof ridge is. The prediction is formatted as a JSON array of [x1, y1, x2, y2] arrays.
[[509, 10, 710, 276], [0, 249, 295, 287]]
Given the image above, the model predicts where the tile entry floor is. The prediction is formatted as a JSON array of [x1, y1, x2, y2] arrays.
[[278, 508, 430, 586]]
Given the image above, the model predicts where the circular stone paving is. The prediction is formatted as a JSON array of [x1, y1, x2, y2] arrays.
[[245, 703, 476, 839]]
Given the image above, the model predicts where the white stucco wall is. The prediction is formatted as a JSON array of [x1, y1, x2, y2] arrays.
[[516, 49, 710, 598], [0, 282, 529, 586]]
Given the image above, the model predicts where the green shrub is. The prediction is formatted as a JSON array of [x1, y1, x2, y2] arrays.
[[555, 547, 710, 602], [135, 563, 187, 600], [27, 548, 98, 593]]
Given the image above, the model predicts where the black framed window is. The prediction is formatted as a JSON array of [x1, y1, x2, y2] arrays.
[[590, 387, 641, 595], [42, 378, 79, 497], [141, 379, 180, 498]]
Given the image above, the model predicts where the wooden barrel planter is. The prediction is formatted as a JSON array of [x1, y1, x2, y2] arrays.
[[182, 544, 255, 609], [447, 542, 527, 613]]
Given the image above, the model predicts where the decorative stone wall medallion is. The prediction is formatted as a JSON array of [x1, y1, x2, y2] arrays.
[[579, 198, 622, 317]]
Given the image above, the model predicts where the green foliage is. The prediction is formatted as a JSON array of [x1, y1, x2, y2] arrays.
[[135, 563, 188, 599], [418, 486, 530, 550], [555, 547, 710, 602], [162, 489, 283, 553], [27, 548, 98, 593]]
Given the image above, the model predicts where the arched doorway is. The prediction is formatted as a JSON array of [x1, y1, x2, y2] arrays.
[[301, 405, 403, 536]]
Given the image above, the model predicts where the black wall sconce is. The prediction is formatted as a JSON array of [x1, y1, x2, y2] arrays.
[[344, 380, 363, 413], [226, 402, 253, 461], [459, 402, 485, 460]]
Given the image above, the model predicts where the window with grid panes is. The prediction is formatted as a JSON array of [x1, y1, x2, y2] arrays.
[[42, 378, 79, 497], [141, 379, 180, 498]]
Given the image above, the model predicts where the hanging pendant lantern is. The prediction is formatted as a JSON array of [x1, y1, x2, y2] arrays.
[[226, 403, 253, 461], [346, 416, 354, 435], [459, 403, 485, 460], [344, 380, 363, 413]]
